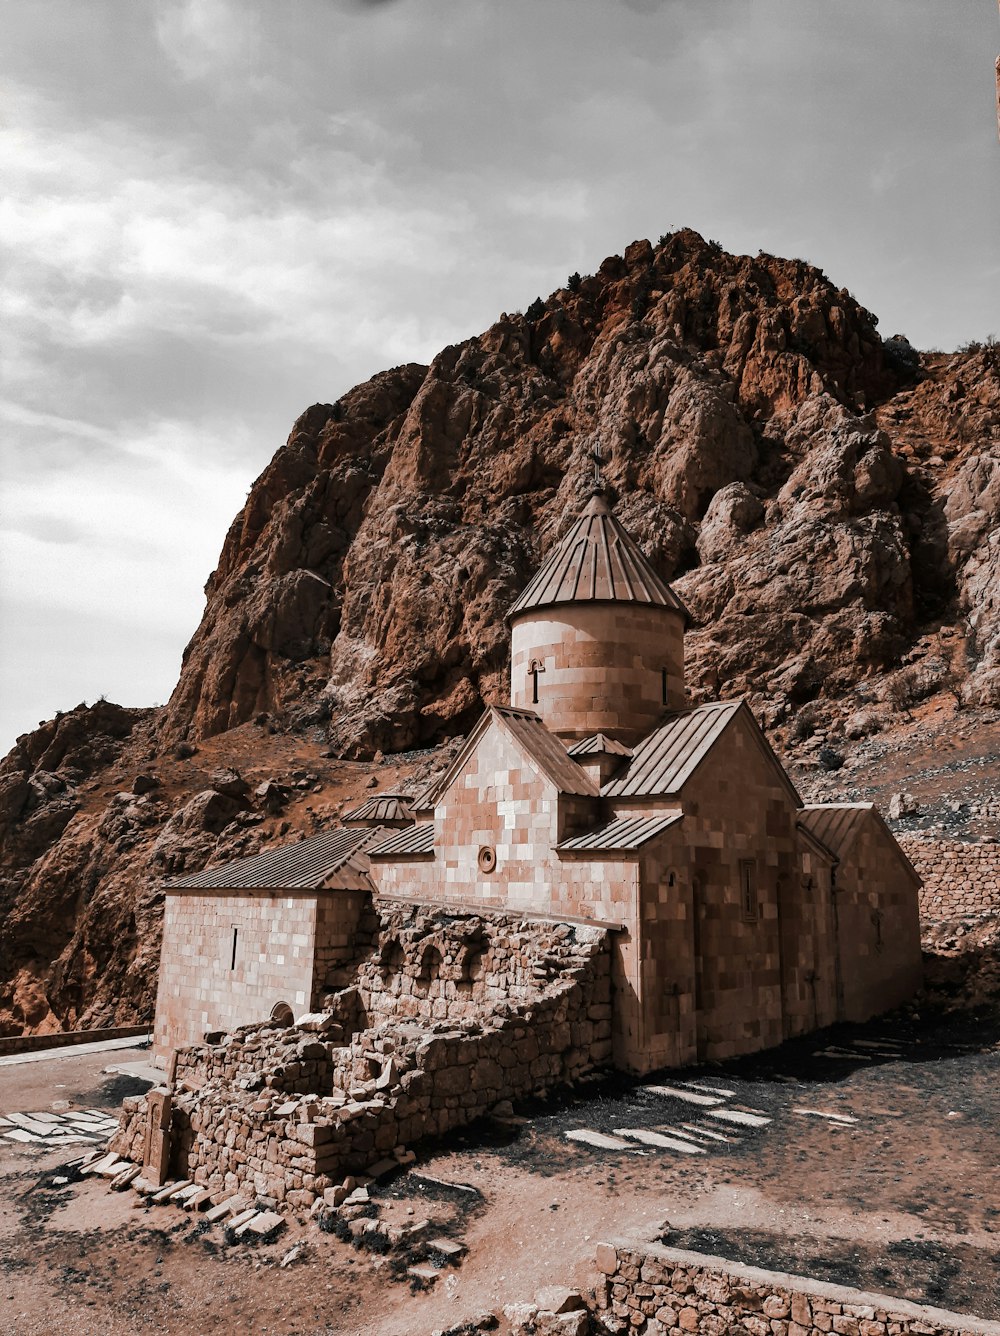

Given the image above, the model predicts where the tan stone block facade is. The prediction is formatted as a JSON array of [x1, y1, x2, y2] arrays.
[[834, 825, 923, 1023], [510, 603, 685, 742], [154, 888, 367, 1057]]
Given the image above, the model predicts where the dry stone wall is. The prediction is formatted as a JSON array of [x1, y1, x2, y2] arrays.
[[901, 837, 1000, 921], [592, 1241, 1000, 1336], [112, 900, 612, 1209]]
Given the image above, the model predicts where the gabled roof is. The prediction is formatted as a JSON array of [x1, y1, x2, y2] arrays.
[[567, 733, 634, 759], [368, 823, 435, 859], [800, 803, 922, 887], [799, 804, 871, 861], [557, 811, 683, 854], [601, 698, 801, 806], [343, 793, 415, 825], [423, 705, 599, 807], [163, 825, 383, 891], [509, 491, 688, 619]]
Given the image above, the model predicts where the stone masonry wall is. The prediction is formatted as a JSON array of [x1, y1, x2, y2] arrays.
[[900, 837, 1000, 922], [113, 902, 612, 1209], [591, 1241, 1000, 1336]]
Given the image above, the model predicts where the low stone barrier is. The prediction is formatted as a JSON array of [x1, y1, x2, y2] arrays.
[[900, 837, 1000, 922], [0, 1025, 151, 1057], [591, 1241, 1000, 1335]]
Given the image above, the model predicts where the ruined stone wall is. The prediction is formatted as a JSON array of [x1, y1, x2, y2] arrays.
[[172, 1024, 335, 1094], [900, 837, 1000, 922], [592, 1241, 1000, 1336], [113, 903, 613, 1209]]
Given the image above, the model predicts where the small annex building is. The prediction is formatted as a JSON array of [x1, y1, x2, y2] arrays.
[[154, 489, 923, 1075]]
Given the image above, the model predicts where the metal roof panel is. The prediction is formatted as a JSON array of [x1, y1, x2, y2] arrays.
[[601, 700, 741, 797], [164, 825, 383, 890], [368, 823, 435, 859], [558, 811, 683, 853], [509, 491, 688, 618]]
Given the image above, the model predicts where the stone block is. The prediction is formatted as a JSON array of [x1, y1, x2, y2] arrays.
[[535, 1285, 585, 1314]]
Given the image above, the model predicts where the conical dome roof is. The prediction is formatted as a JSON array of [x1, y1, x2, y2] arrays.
[[509, 492, 687, 618]]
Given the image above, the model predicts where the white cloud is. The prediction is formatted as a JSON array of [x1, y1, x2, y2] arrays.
[[1, 0, 998, 755], [155, 0, 261, 83]]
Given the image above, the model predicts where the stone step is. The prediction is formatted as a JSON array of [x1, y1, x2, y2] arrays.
[[427, 1237, 465, 1259], [678, 1081, 735, 1098]]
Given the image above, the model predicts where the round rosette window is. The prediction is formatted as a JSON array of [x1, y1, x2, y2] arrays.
[[477, 845, 497, 874]]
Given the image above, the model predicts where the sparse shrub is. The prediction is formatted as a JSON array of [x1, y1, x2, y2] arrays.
[[354, 1227, 391, 1254], [318, 1210, 351, 1240], [566, 271, 582, 293], [817, 747, 845, 772], [524, 296, 545, 322], [958, 334, 999, 369], [883, 334, 921, 375], [789, 702, 823, 742], [879, 658, 950, 717]]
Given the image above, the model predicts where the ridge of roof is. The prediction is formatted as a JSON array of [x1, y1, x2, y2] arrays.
[[567, 732, 634, 758], [422, 706, 599, 806], [801, 802, 921, 886], [508, 490, 688, 619], [601, 698, 801, 807]]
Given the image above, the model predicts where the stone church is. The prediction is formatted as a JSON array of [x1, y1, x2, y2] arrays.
[[154, 489, 923, 1076]]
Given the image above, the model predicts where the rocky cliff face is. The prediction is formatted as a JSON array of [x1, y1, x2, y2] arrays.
[[1, 229, 998, 1035]]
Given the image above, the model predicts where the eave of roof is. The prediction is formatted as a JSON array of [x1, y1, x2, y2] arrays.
[[343, 793, 415, 824]]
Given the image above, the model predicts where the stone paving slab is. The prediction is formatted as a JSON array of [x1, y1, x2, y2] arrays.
[[565, 1129, 635, 1150], [705, 1108, 770, 1128], [643, 1084, 723, 1106], [614, 1128, 705, 1154]]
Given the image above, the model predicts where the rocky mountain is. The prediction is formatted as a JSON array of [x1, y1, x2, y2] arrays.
[[1, 229, 998, 1036]]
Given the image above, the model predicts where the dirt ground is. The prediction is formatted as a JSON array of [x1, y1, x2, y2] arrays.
[[1, 1005, 999, 1336]]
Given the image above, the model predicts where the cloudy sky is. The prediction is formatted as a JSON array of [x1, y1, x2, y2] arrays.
[[2, 0, 998, 757]]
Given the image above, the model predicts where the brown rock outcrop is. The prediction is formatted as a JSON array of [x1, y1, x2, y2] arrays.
[[1, 232, 998, 1036]]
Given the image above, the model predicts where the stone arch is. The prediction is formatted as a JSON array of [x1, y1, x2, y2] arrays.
[[270, 1001, 294, 1026], [456, 942, 487, 995], [417, 944, 443, 984], [378, 938, 405, 976]]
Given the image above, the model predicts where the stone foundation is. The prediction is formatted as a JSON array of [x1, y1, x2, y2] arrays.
[[900, 838, 1000, 921], [112, 901, 612, 1207], [591, 1241, 1000, 1336]]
